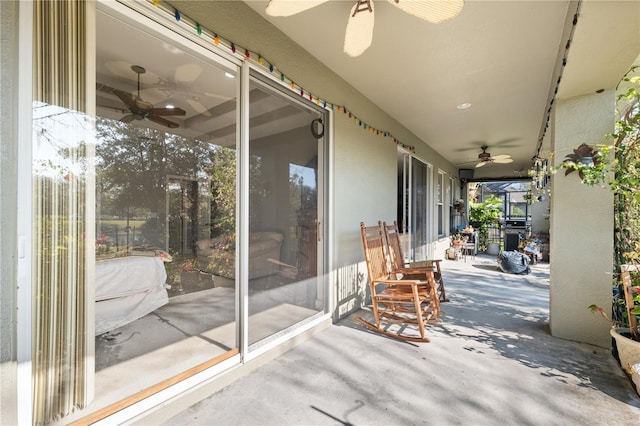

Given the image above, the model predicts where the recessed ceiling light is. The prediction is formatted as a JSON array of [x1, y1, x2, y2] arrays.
[[457, 102, 472, 110], [224, 72, 235, 78]]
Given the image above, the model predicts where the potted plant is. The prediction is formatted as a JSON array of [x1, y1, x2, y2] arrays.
[[451, 234, 463, 248], [590, 265, 640, 394]]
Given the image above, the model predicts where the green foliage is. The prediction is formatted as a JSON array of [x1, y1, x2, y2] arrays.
[[469, 195, 503, 250], [511, 205, 526, 217], [96, 117, 240, 244], [469, 195, 502, 225], [612, 69, 640, 267], [581, 66, 640, 332], [606, 66, 640, 326], [559, 144, 610, 186]]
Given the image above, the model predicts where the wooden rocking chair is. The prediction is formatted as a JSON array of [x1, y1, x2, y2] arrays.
[[383, 220, 449, 303], [356, 222, 439, 343]]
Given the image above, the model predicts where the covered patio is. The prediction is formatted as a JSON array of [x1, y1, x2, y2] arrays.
[[3, 1, 640, 424], [160, 254, 640, 424]]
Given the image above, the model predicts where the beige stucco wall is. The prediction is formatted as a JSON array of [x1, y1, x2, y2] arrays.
[[530, 197, 550, 234], [550, 91, 614, 347]]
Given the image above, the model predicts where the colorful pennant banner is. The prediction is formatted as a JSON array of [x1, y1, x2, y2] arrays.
[[149, 0, 415, 152]]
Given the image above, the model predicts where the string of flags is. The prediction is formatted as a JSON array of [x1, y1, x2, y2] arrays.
[[535, 1, 581, 159], [530, 1, 582, 188], [150, 0, 415, 152]]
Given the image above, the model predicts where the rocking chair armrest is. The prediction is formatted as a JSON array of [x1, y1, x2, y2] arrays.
[[372, 278, 423, 286], [407, 259, 442, 268], [392, 266, 434, 275]]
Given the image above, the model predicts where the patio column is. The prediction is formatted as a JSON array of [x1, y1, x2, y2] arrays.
[[549, 90, 614, 347]]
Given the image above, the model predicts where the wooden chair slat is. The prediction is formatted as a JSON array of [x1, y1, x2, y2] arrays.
[[383, 220, 449, 303]]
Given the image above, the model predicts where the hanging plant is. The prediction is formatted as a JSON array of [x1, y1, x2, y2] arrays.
[[560, 143, 610, 185]]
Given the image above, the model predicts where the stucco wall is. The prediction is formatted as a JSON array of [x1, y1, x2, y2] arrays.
[[550, 91, 614, 347], [530, 197, 550, 234]]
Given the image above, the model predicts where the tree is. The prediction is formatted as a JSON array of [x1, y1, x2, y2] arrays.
[[95, 118, 237, 246]]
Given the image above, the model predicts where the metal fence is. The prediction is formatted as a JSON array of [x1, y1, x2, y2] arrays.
[[486, 224, 503, 247]]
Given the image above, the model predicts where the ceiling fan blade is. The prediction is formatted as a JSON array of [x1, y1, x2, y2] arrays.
[[149, 107, 186, 117], [186, 98, 212, 116], [344, 0, 375, 57], [475, 161, 488, 168], [111, 88, 136, 109], [97, 103, 128, 114], [389, 0, 464, 24], [138, 87, 172, 105], [120, 114, 136, 123], [147, 114, 180, 129], [265, 0, 330, 16], [493, 158, 514, 164], [204, 91, 233, 102], [491, 154, 512, 160], [96, 83, 117, 95]]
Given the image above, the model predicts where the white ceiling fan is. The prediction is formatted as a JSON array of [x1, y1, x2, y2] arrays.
[[472, 145, 513, 168], [265, 0, 465, 57]]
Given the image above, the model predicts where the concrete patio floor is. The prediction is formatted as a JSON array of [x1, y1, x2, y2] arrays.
[[163, 254, 640, 425]]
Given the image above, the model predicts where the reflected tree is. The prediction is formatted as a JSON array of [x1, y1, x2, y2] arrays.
[[96, 118, 235, 247]]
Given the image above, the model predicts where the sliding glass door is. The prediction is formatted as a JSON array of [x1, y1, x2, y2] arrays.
[[400, 153, 432, 262], [92, 9, 240, 409], [31, 3, 329, 421], [247, 74, 326, 346]]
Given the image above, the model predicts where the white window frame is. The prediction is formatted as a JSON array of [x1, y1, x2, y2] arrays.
[[437, 170, 445, 238]]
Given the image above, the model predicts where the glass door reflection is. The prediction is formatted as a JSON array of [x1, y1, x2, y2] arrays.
[[247, 78, 325, 346]]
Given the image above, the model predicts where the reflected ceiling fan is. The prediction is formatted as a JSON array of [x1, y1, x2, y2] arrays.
[[98, 65, 186, 128], [472, 145, 514, 168], [265, 0, 464, 57]]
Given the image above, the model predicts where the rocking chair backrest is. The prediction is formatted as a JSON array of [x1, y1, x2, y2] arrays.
[[384, 220, 436, 271], [383, 220, 407, 272], [360, 222, 389, 282]]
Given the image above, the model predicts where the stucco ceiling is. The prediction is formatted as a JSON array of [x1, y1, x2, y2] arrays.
[[244, 0, 640, 179]]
